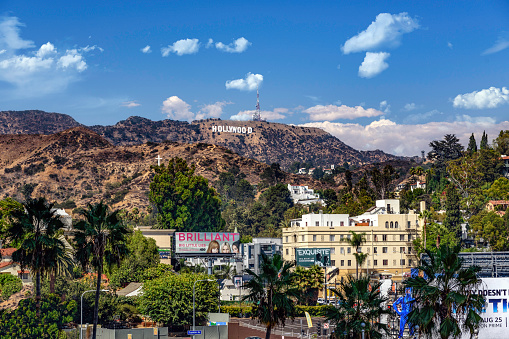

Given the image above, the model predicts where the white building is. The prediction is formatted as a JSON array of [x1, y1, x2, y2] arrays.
[[287, 184, 324, 205]]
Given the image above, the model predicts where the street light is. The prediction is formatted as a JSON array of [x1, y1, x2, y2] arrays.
[[361, 322, 366, 339], [80, 289, 109, 339], [193, 279, 215, 339]]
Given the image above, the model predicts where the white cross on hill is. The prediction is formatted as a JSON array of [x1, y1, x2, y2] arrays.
[[156, 155, 162, 166]]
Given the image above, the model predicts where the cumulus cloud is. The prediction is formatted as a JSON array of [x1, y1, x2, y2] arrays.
[[161, 38, 200, 56], [225, 72, 263, 91], [448, 42, 453, 49], [379, 100, 391, 113], [482, 32, 509, 55], [342, 12, 419, 54], [206, 39, 214, 48], [79, 45, 104, 53], [0, 17, 94, 97], [358, 52, 390, 78], [301, 118, 509, 156], [230, 108, 287, 121], [141, 45, 151, 53], [403, 109, 443, 124], [403, 103, 417, 111], [195, 101, 231, 120], [122, 100, 140, 108], [453, 87, 509, 109], [215, 37, 251, 53], [161, 96, 194, 120], [304, 104, 384, 121]]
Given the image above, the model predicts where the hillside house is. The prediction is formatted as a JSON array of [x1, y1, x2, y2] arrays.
[[486, 200, 509, 216], [287, 184, 324, 205], [502, 155, 509, 178], [0, 248, 32, 283]]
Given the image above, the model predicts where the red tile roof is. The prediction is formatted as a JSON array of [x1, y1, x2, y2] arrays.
[[489, 200, 509, 205], [0, 248, 16, 257], [0, 261, 14, 269]]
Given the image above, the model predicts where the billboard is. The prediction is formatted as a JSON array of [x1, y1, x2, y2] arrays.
[[175, 232, 240, 255], [295, 248, 331, 267]]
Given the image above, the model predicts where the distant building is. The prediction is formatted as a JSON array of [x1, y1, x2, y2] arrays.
[[502, 155, 509, 178], [53, 208, 72, 229], [308, 168, 315, 175], [0, 248, 32, 283], [241, 238, 282, 275], [298, 168, 308, 175], [287, 184, 324, 205], [486, 200, 509, 216]]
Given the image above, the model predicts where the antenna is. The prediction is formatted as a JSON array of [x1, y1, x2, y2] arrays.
[[252, 87, 261, 121]]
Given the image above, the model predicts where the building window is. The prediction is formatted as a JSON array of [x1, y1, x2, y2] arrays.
[[315, 221, 319, 226], [400, 259, 406, 266], [340, 235, 344, 241], [400, 247, 405, 253], [385, 221, 389, 228], [313, 235, 317, 241], [331, 248, 335, 254], [374, 247, 378, 254], [416, 220, 419, 226], [366, 247, 370, 253], [407, 221, 411, 228], [374, 260, 378, 266], [347, 260, 352, 266], [340, 247, 345, 254], [340, 221, 344, 226], [382, 235, 387, 241], [347, 247, 351, 254], [408, 234, 412, 241], [347, 234, 351, 240], [285, 236, 288, 242], [383, 260, 388, 266], [306, 222, 308, 226], [301, 235, 305, 242], [330, 235, 335, 241], [408, 246, 412, 253], [366, 235, 370, 241], [327, 221, 329, 226], [382, 247, 388, 253], [400, 235, 405, 241], [286, 248, 289, 255], [393, 260, 397, 266], [341, 260, 344, 266], [374, 235, 378, 242], [331, 221, 333, 227], [409, 259, 413, 266], [331, 260, 336, 266], [395, 221, 399, 228], [393, 247, 396, 253], [390, 221, 394, 228]]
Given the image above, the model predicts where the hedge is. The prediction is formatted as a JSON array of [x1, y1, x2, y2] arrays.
[[221, 305, 334, 317]]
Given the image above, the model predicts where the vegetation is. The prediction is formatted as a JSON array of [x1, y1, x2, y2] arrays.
[[405, 245, 485, 339], [149, 157, 224, 231], [243, 253, 299, 339], [343, 231, 367, 279], [0, 274, 22, 300], [292, 265, 324, 305]]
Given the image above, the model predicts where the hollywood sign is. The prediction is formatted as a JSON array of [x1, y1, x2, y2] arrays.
[[211, 125, 253, 134]]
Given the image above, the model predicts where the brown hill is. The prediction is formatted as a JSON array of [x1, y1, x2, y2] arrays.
[[0, 111, 404, 169], [0, 127, 325, 213]]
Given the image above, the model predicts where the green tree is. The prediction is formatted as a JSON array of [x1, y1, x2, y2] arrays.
[[443, 185, 462, 238], [149, 157, 224, 231], [0, 274, 22, 300], [405, 245, 485, 339], [260, 163, 287, 186], [414, 221, 458, 254], [485, 177, 509, 200], [243, 253, 299, 339], [73, 202, 130, 339], [494, 130, 509, 155], [138, 273, 218, 325], [343, 231, 367, 279], [469, 210, 508, 250], [325, 276, 390, 339], [291, 265, 324, 305], [0, 197, 23, 239], [370, 165, 398, 199], [5, 197, 67, 317], [109, 230, 160, 289], [480, 130, 489, 150], [467, 133, 477, 154]]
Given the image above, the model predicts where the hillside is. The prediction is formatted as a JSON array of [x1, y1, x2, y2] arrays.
[[0, 111, 404, 169], [0, 127, 326, 213]]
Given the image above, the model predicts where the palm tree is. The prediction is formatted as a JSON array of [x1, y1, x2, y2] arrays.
[[73, 202, 130, 339], [6, 197, 67, 316], [46, 235, 76, 293], [292, 265, 324, 305], [343, 231, 367, 279], [418, 209, 433, 252], [325, 275, 390, 339], [405, 244, 485, 339], [242, 253, 299, 339]]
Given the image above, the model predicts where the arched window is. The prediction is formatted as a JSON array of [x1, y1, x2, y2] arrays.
[[385, 221, 389, 228], [395, 221, 399, 228], [390, 221, 394, 228]]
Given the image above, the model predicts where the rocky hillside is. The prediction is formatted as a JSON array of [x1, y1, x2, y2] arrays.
[[0, 111, 403, 169], [0, 127, 325, 213]]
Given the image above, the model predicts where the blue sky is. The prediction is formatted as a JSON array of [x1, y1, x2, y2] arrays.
[[1, 0, 509, 156]]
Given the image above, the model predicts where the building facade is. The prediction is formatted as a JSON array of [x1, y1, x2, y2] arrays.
[[241, 238, 282, 275], [287, 184, 324, 205], [282, 199, 422, 282]]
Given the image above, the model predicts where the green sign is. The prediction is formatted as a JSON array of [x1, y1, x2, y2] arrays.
[[295, 248, 331, 267]]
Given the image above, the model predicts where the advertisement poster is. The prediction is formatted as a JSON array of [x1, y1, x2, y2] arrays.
[[233, 276, 242, 289], [175, 232, 240, 254], [295, 248, 331, 267]]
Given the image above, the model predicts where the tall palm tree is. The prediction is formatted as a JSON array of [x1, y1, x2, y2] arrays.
[[6, 197, 67, 316], [418, 209, 433, 252], [46, 234, 76, 293], [325, 275, 390, 339], [405, 244, 485, 339], [343, 231, 367, 279], [73, 202, 130, 339], [242, 253, 299, 339]]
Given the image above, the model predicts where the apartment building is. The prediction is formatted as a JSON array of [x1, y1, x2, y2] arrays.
[[282, 199, 422, 281]]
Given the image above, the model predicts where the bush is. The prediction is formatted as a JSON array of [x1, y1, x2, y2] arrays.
[[24, 163, 45, 176], [295, 305, 335, 316], [0, 274, 22, 300], [220, 305, 253, 317]]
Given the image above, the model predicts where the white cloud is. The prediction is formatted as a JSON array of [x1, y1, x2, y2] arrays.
[[225, 72, 263, 91], [447, 42, 453, 49], [342, 12, 419, 54], [453, 86, 509, 109], [0, 16, 34, 51], [161, 38, 200, 56], [482, 32, 509, 55], [36, 42, 56, 58], [230, 108, 287, 121], [141, 45, 151, 54], [206, 39, 214, 48], [403, 109, 442, 123], [358, 52, 390, 78], [57, 49, 87, 72], [379, 100, 391, 113], [79, 45, 104, 53], [215, 37, 251, 53], [403, 103, 417, 111], [122, 100, 140, 108], [195, 101, 231, 120], [304, 104, 384, 121], [300, 118, 509, 156], [161, 96, 194, 120], [455, 114, 496, 124], [0, 49, 5, 55]]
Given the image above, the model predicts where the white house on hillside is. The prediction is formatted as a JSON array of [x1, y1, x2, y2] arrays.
[[287, 184, 324, 205]]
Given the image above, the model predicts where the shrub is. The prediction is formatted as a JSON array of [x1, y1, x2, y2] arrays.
[[24, 163, 45, 176], [0, 275, 23, 300]]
